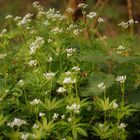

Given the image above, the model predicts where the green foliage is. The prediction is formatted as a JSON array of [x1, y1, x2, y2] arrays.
[[0, 1, 139, 139]]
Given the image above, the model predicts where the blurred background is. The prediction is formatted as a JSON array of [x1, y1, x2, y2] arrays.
[[0, 0, 140, 35]]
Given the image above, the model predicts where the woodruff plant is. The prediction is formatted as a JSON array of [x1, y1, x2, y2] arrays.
[[0, 1, 139, 139]]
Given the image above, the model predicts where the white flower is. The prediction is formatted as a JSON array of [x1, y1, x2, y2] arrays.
[[73, 29, 82, 35], [78, 3, 88, 9], [1, 29, 7, 34], [87, 12, 97, 19], [29, 36, 44, 54], [39, 112, 45, 117], [97, 82, 106, 90], [113, 102, 118, 109], [116, 75, 126, 83], [48, 38, 53, 43], [28, 60, 38, 67], [52, 113, 59, 120], [61, 115, 65, 120], [62, 138, 66, 140], [14, 16, 21, 21], [33, 123, 39, 129], [67, 24, 77, 30], [66, 103, 80, 114], [98, 17, 104, 23], [98, 123, 104, 128], [57, 87, 66, 93], [5, 15, 13, 19], [72, 66, 80, 71], [44, 72, 55, 80], [63, 77, 76, 84], [21, 133, 29, 140], [66, 7, 74, 13], [44, 20, 50, 26], [118, 21, 129, 29], [67, 117, 72, 122], [51, 27, 63, 34], [66, 48, 76, 57], [128, 19, 134, 25], [30, 99, 41, 105], [65, 71, 72, 76], [48, 57, 53, 62], [117, 45, 125, 50], [118, 123, 127, 129], [0, 53, 7, 59], [7, 118, 27, 128], [17, 79, 24, 86]]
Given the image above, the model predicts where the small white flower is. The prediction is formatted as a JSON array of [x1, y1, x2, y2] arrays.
[[14, 16, 21, 21], [116, 75, 126, 83], [72, 66, 80, 71], [48, 57, 53, 62], [28, 60, 38, 67], [97, 82, 106, 90], [21, 133, 29, 140], [98, 17, 104, 23], [0, 53, 7, 59], [66, 7, 74, 13], [118, 21, 129, 29], [44, 20, 50, 26], [7, 118, 27, 128], [17, 79, 24, 86], [39, 112, 45, 117], [51, 27, 63, 34], [57, 87, 66, 93], [1, 29, 7, 34], [73, 29, 82, 35], [63, 77, 76, 84], [30, 99, 41, 105], [48, 38, 53, 43], [128, 19, 134, 25], [113, 102, 118, 109], [5, 15, 13, 19], [78, 3, 88, 9], [52, 113, 59, 120], [118, 123, 127, 129], [44, 72, 55, 80], [67, 117, 72, 122], [66, 48, 76, 57], [66, 103, 80, 114], [98, 123, 104, 128], [33, 123, 39, 129], [65, 71, 72, 76], [61, 115, 65, 120], [87, 12, 97, 19], [117, 45, 125, 50]]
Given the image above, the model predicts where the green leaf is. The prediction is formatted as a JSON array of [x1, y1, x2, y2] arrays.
[[76, 127, 87, 137]]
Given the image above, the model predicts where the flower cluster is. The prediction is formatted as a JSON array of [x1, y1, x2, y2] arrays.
[[17, 13, 33, 26], [63, 77, 76, 84], [30, 99, 41, 105], [87, 12, 97, 19], [29, 36, 45, 54], [97, 82, 106, 90], [44, 72, 55, 80], [66, 103, 80, 114], [118, 19, 138, 28], [0, 53, 7, 59], [66, 48, 76, 57], [116, 75, 126, 83], [17, 79, 24, 86], [57, 87, 66, 93], [7, 118, 27, 128], [28, 59, 38, 67], [116, 45, 131, 55]]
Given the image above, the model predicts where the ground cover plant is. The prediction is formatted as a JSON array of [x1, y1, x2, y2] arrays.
[[0, 1, 140, 140]]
